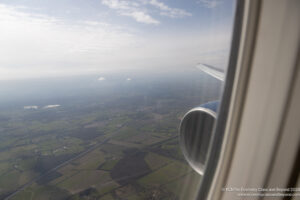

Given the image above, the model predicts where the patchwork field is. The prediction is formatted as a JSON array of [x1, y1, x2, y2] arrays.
[[138, 162, 190, 187], [0, 70, 220, 199]]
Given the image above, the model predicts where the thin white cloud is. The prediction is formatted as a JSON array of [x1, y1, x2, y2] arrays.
[[43, 105, 60, 109], [102, 0, 133, 10], [0, 3, 232, 80], [122, 11, 160, 24], [149, 0, 192, 18], [98, 77, 106, 81], [126, 78, 131, 81], [197, 0, 222, 8], [102, 0, 159, 24], [80, 20, 110, 27], [0, 4, 137, 80], [24, 105, 38, 109], [101, 0, 191, 23]]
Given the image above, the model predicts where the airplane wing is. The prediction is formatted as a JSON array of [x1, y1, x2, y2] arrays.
[[196, 63, 225, 81]]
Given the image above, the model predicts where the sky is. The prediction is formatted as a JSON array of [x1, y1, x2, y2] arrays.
[[0, 0, 235, 80]]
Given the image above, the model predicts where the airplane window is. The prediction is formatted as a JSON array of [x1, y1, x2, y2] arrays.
[[0, 0, 236, 199]]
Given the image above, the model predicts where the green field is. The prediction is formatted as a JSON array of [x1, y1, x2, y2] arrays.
[[58, 170, 111, 193], [0, 71, 216, 199], [71, 149, 106, 170], [144, 152, 173, 170], [99, 159, 120, 171], [138, 162, 190, 187]]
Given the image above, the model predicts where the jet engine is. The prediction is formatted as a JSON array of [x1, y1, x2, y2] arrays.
[[179, 101, 218, 175]]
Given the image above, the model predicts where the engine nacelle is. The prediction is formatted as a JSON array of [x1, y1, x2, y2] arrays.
[[179, 101, 219, 175]]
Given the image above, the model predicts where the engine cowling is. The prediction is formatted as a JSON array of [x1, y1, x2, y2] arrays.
[[179, 101, 219, 175]]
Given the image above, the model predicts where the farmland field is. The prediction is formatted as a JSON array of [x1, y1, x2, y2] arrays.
[[0, 69, 221, 199]]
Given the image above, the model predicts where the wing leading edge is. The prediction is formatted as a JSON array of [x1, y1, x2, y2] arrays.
[[196, 63, 225, 81]]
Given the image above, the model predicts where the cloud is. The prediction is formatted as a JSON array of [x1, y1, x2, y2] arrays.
[[126, 78, 131, 81], [197, 0, 222, 8], [0, 3, 232, 80], [0, 4, 137, 79], [80, 20, 110, 27], [98, 77, 106, 81], [24, 105, 61, 109], [122, 11, 160, 24], [101, 0, 191, 24], [43, 105, 60, 109], [24, 105, 38, 109], [148, 0, 192, 18], [102, 0, 136, 10], [102, 0, 159, 24], [134, 31, 231, 69]]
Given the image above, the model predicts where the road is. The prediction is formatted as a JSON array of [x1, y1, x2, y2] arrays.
[[4, 122, 129, 200]]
